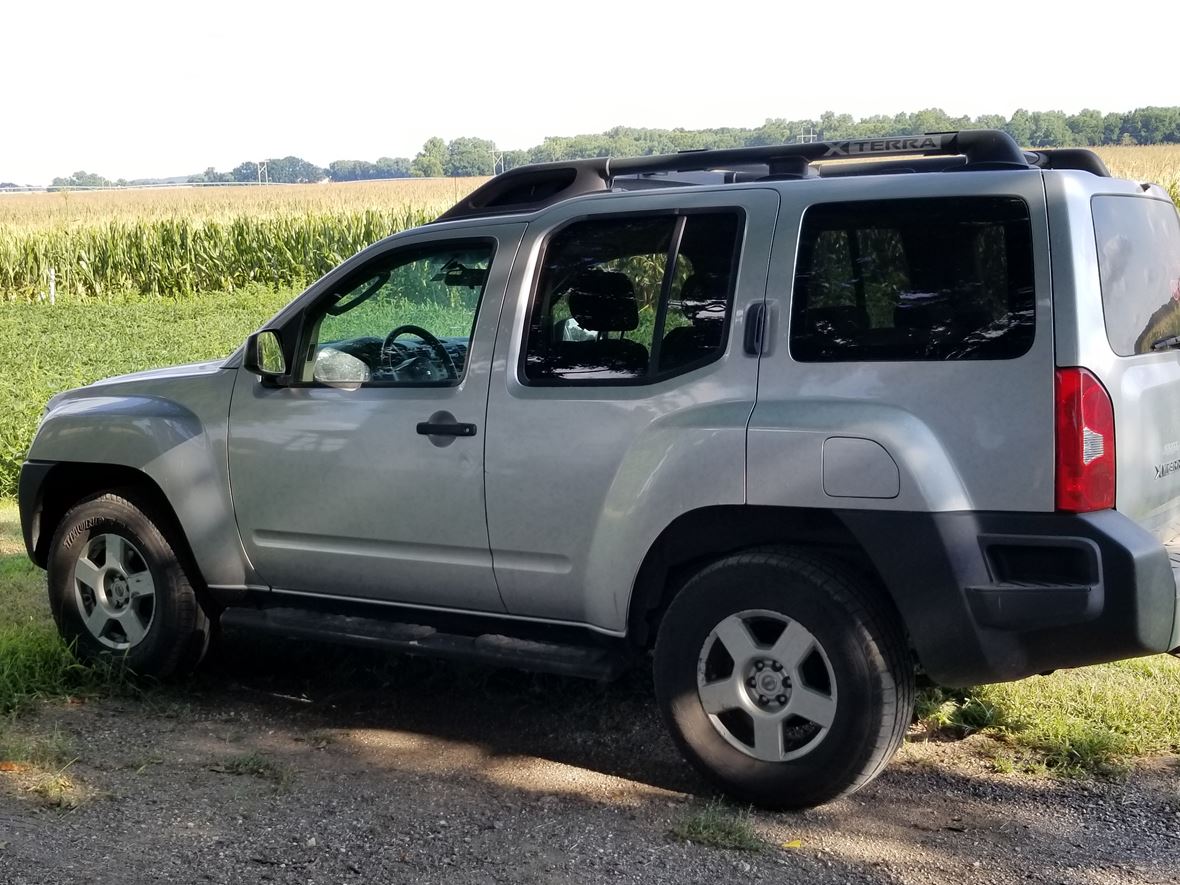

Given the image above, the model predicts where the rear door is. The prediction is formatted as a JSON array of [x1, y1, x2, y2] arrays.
[[483, 189, 779, 631], [1079, 190, 1180, 539]]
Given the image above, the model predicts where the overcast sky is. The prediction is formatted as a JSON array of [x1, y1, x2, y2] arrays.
[[3, 0, 1178, 185]]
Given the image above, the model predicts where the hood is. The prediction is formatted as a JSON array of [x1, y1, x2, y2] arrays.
[[92, 358, 231, 387], [44, 358, 232, 414]]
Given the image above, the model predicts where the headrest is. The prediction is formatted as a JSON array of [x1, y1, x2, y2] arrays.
[[679, 274, 728, 325], [565, 270, 638, 332]]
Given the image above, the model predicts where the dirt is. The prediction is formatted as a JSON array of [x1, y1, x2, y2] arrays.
[[1, 633, 1178, 885]]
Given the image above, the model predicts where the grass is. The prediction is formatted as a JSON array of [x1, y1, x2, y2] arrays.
[[0, 720, 87, 810], [211, 751, 291, 786], [669, 800, 766, 851], [0, 722, 74, 769], [915, 655, 1180, 775], [0, 500, 132, 715], [0, 286, 294, 496]]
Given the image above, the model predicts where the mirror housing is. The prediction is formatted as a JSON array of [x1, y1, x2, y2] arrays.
[[243, 330, 289, 384]]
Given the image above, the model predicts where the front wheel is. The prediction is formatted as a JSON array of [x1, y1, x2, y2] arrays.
[[47, 491, 212, 677], [654, 548, 914, 809]]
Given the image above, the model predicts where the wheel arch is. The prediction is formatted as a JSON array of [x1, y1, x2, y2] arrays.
[[25, 462, 212, 601], [626, 505, 910, 655]]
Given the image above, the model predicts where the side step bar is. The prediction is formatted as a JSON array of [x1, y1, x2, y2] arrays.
[[220, 606, 630, 681]]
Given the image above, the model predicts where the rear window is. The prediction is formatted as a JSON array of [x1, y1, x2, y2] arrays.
[[1093, 196, 1180, 356], [790, 197, 1036, 362]]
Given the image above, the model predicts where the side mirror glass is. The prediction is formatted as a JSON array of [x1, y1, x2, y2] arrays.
[[244, 330, 287, 379]]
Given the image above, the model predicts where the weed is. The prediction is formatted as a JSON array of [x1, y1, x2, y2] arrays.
[[211, 751, 291, 786], [669, 800, 765, 852], [0, 722, 74, 768]]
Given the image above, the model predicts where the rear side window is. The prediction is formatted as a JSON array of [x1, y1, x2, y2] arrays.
[[1093, 196, 1180, 356], [524, 212, 742, 384], [790, 197, 1036, 362]]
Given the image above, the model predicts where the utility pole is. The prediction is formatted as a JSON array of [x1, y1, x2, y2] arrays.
[[798, 126, 817, 144], [257, 160, 269, 185], [489, 150, 505, 175]]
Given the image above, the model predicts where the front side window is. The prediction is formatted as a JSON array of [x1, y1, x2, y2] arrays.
[[524, 212, 742, 383], [790, 197, 1036, 362], [301, 242, 494, 385], [1093, 196, 1180, 356]]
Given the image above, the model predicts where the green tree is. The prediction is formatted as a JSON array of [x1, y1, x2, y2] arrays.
[[1028, 111, 1071, 147], [1067, 109, 1105, 145], [1004, 109, 1033, 146], [265, 156, 325, 183], [411, 137, 447, 177], [231, 161, 260, 183], [50, 170, 109, 188], [444, 137, 496, 176], [374, 156, 412, 178]]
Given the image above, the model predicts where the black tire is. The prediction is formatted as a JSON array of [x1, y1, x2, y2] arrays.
[[653, 547, 914, 810], [46, 490, 212, 678]]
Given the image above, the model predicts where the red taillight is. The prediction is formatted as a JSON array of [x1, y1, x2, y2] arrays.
[[1055, 367, 1115, 512]]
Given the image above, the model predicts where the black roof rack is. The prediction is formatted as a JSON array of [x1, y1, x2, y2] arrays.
[[435, 130, 1109, 223]]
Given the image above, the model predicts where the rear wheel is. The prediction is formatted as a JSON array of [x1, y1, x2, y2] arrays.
[[47, 491, 212, 677], [654, 548, 913, 809]]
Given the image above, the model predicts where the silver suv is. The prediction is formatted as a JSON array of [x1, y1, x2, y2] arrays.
[[18, 130, 1180, 809]]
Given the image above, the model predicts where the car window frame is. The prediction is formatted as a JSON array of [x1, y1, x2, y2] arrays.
[[787, 195, 1037, 364], [518, 207, 747, 388], [289, 236, 499, 389]]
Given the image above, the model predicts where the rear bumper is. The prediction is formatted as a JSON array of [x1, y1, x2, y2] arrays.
[[839, 508, 1179, 686]]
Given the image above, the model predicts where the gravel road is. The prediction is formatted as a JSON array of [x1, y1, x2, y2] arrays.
[[1, 634, 1177, 885]]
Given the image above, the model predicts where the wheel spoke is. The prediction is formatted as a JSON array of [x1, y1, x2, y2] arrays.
[[83, 603, 110, 639], [698, 676, 743, 715], [126, 572, 155, 600], [74, 556, 104, 591], [104, 535, 128, 571], [751, 712, 785, 760], [712, 615, 760, 664], [114, 608, 148, 645], [787, 685, 837, 729], [769, 620, 815, 671]]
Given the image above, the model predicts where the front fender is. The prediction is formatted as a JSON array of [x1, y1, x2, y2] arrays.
[[25, 373, 254, 588]]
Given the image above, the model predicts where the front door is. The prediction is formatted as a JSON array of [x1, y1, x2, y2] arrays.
[[228, 225, 524, 611]]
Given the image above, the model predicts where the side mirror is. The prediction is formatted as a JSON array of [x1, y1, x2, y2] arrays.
[[244, 330, 289, 384]]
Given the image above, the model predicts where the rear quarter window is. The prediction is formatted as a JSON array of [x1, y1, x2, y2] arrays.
[[789, 197, 1036, 362], [1092, 195, 1180, 356]]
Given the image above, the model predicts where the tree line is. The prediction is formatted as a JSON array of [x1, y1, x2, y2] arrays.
[[36, 106, 1180, 188]]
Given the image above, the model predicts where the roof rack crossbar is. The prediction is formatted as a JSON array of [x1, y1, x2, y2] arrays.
[[435, 130, 1035, 222]]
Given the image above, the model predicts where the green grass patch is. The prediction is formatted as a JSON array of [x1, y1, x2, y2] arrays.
[[0, 287, 294, 496], [916, 655, 1180, 776], [0, 500, 131, 714], [669, 801, 766, 851], [210, 751, 291, 786], [0, 721, 75, 768]]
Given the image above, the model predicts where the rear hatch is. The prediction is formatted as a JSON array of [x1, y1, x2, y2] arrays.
[[1091, 193, 1180, 541]]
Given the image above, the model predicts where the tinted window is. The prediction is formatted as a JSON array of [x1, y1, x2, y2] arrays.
[[1093, 196, 1180, 356], [790, 197, 1036, 362], [525, 212, 741, 383]]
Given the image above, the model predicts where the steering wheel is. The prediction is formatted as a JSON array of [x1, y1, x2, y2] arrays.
[[381, 325, 458, 381]]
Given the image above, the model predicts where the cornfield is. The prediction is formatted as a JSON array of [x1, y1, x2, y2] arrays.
[[0, 179, 483, 302], [0, 150, 1178, 304]]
